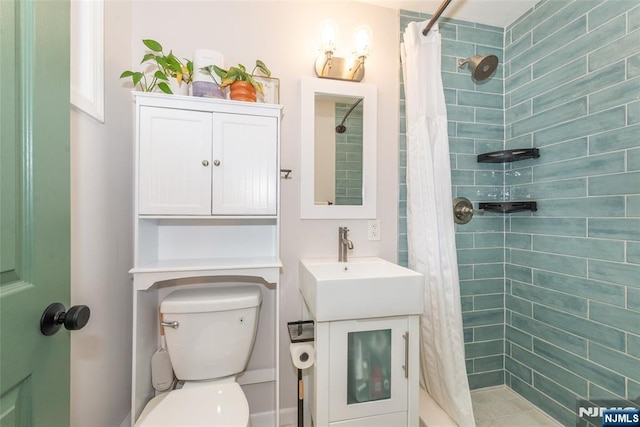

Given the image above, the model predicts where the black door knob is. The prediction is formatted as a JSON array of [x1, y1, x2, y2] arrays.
[[40, 303, 91, 336]]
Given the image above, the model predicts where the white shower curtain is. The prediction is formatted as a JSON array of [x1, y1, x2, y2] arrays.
[[401, 21, 475, 427]]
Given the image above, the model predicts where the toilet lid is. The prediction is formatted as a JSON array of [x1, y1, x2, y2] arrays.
[[136, 382, 249, 427]]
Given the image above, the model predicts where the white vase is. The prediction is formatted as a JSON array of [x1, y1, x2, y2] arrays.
[[169, 79, 189, 96]]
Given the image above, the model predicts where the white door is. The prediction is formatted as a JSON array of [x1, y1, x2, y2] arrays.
[[329, 317, 409, 422], [212, 113, 278, 215], [138, 106, 213, 215]]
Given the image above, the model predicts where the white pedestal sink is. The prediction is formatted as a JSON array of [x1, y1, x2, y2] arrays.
[[299, 257, 424, 321]]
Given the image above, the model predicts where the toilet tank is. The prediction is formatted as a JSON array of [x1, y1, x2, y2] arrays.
[[160, 286, 262, 381]]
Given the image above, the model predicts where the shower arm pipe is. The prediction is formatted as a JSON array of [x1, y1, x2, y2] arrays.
[[422, 0, 453, 36], [338, 98, 363, 127]]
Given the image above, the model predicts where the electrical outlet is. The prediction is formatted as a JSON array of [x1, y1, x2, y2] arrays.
[[368, 220, 381, 241]]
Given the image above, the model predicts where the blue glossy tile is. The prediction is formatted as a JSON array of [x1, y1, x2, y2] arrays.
[[512, 281, 587, 316], [505, 34, 532, 65], [589, 259, 640, 288], [474, 355, 504, 372], [533, 235, 624, 261], [446, 104, 475, 122], [506, 294, 533, 317], [505, 167, 532, 185], [533, 106, 626, 146], [510, 217, 586, 237], [474, 139, 504, 155], [474, 324, 504, 341], [631, 100, 640, 125], [505, 134, 533, 150], [468, 371, 504, 389], [506, 100, 531, 123], [511, 248, 586, 276], [629, 288, 640, 313], [628, 242, 640, 264], [589, 124, 640, 154], [510, 0, 572, 42], [456, 185, 506, 200], [589, 26, 640, 71], [458, 25, 503, 48], [534, 305, 625, 350], [456, 233, 474, 249], [442, 71, 476, 91], [458, 265, 474, 280], [457, 90, 503, 109], [451, 169, 474, 185], [474, 233, 503, 248], [590, 301, 640, 336], [506, 264, 532, 283], [512, 313, 587, 357], [458, 248, 504, 264], [589, 219, 640, 241], [629, 380, 640, 401], [511, 344, 588, 395], [533, 61, 625, 113], [628, 148, 640, 171], [533, 152, 624, 182], [506, 325, 532, 350], [534, 373, 582, 410], [505, 355, 532, 383], [505, 233, 531, 250], [461, 296, 474, 312], [457, 122, 504, 140], [533, 270, 626, 307], [510, 377, 578, 426], [590, 77, 640, 113], [463, 310, 504, 328], [511, 57, 586, 106], [534, 339, 626, 395], [588, 1, 636, 31], [534, 16, 625, 78], [589, 172, 640, 196], [629, 196, 640, 217], [474, 294, 504, 310], [442, 39, 476, 59], [460, 278, 505, 296], [449, 137, 475, 154], [628, 333, 640, 358], [589, 342, 640, 382], [465, 339, 504, 357], [512, 98, 587, 137], [475, 170, 504, 186], [532, 1, 599, 44], [534, 196, 624, 217], [474, 263, 504, 279], [510, 178, 587, 200], [476, 108, 503, 125], [630, 53, 640, 78]]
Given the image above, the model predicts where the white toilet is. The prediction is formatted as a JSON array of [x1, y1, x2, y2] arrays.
[[136, 286, 262, 427]]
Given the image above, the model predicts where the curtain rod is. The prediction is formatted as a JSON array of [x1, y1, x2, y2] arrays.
[[422, 0, 453, 36]]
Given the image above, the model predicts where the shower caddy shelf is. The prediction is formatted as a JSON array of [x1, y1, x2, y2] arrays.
[[476, 148, 540, 214]]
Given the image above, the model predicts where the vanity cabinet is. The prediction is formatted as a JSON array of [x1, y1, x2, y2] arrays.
[[138, 106, 277, 216], [312, 316, 420, 426], [130, 93, 282, 426]]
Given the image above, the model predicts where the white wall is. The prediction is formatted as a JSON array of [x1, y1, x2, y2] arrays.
[[69, 2, 399, 423], [70, 1, 134, 426]]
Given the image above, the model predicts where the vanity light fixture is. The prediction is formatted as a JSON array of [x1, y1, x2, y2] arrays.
[[315, 21, 372, 82]]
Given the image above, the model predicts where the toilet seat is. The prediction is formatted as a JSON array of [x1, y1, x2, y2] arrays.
[[135, 382, 249, 427]]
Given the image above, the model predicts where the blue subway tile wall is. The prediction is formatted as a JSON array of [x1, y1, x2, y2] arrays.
[[505, 1, 640, 424], [398, 11, 506, 390], [400, 1, 640, 423]]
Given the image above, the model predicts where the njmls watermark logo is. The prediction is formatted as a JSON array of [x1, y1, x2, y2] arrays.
[[577, 400, 640, 427]]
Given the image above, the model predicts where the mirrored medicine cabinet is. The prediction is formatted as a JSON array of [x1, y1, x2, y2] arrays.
[[300, 77, 377, 219]]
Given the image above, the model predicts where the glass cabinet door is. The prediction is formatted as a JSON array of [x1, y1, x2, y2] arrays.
[[329, 317, 409, 422]]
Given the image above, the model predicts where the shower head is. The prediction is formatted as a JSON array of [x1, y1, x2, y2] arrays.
[[458, 54, 499, 81], [335, 98, 363, 134]]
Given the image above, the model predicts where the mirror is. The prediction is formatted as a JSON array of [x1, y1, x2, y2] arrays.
[[300, 77, 377, 219]]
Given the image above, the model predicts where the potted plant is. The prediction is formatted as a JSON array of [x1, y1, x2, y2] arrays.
[[120, 39, 193, 95], [202, 60, 271, 102]]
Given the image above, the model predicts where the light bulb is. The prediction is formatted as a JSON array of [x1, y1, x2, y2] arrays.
[[353, 25, 372, 58], [320, 19, 338, 54]]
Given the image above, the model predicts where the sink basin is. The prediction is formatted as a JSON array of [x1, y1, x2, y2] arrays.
[[299, 257, 424, 321]]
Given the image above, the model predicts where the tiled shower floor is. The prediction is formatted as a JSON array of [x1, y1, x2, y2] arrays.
[[471, 386, 562, 427]]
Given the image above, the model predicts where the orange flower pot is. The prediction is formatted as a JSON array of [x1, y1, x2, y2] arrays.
[[229, 81, 257, 102]]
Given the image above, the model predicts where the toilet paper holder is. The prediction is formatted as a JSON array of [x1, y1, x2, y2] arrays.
[[287, 320, 314, 343]]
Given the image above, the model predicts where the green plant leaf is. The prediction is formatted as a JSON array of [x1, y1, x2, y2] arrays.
[[157, 82, 173, 94], [132, 72, 143, 86], [238, 64, 246, 73], [246, 75, 263, 93], [166, 53, 182, 73], [186, 60, 193, 76], [154, 70, 168, 81], [120, 70, 134, 78], [141, 53, 155, 64], [254, 59, 271, 77], [143, 39, 163, 52], [213, 65, 228, 79]]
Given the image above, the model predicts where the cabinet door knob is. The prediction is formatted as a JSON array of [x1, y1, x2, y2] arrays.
[[202, 160, 209, 167], [213, 160, 221, 166]]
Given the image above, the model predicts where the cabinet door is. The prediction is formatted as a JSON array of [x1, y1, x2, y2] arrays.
[[139, 106, 213, 215], [212, 113, 278, 215], [329, 317, 409, 422]]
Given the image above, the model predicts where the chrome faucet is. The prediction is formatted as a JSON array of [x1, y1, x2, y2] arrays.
[[338, 227, 354, 262]]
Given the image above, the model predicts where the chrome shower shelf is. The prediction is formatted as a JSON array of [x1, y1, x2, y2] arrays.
[[477, 148, 540, 163], [478, 201, 537, 214]]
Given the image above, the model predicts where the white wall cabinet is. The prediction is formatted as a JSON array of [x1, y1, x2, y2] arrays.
[[130, 93, 282, 426], [138, 106, 277, 216]]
